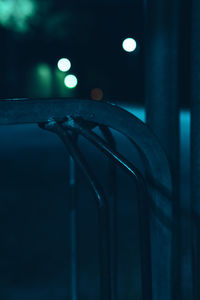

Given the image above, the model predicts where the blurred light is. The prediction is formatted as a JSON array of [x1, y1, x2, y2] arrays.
[[91, 88, 103, 101], [122, 38, 137, 52], [0, 0, 37, 33], [64, 75, 78, 88], [30, 63, 52, 97], [57, 58, 71, 72], [37, 63, 51, 78]]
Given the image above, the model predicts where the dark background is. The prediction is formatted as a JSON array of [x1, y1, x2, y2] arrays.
[[0, 1, 191, 299], [0, 1, 146, 298], [0, 0, 143, 103]]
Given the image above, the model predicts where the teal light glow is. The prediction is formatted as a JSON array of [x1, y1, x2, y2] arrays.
[[64, 74, 78, 89], [57, 58, 71, 72], [122, 38, 137, 52], [0, 0, 37, 32]]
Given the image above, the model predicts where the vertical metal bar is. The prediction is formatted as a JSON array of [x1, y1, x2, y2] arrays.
[[145, 0, 180, 298], [42, 121, 111, 300], [137, 182, 152, 300], [100, 126, 118, 300], [190, 0, 200, 298], [69, 155, 78, 300], [65, 134, 111, 300], [178, 2, 193, 299], [64, 121, 152, 300]]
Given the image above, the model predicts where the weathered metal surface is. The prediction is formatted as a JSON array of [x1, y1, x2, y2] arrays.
[[0, 98, 172, 192]]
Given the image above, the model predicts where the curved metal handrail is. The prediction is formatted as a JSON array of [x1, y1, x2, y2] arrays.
[[0, 98, 173, 300], [62, 117, 153, 298], [41, 118, 153, 300], [0, 98, 172, 194]]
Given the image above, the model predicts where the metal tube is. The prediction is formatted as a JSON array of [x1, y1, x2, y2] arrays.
[[145, 0, 181, 298], [100, 126, 118, 300], [40, 120, 111, 300], [69, 154, 78, 300], [63, 119, 152, 300], [190, 0, 200, 298], [145, 0, 180, 167]]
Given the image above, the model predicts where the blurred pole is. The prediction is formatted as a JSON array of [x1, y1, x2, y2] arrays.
[[145, 0, 180, 299], [69, 155, 78, 300], [190, 0, 200, 299]]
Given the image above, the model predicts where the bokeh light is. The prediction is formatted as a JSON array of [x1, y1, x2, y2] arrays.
[[0, 0, 37, 32], [91, 88, 103, 101], [57, 58, 71, 72], [64, 74, 78, 88], [122, 38, 137, 52]]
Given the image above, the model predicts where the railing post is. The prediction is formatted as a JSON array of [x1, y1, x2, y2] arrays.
[[145, 0, 181, 298], [69, 155, 78, 300], [190, 0, 200, 298]]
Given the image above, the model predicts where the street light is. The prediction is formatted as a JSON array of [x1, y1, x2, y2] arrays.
[[122, 38, 137, 52], [57, 58, 71, 72], [64, 74, 78, 88]]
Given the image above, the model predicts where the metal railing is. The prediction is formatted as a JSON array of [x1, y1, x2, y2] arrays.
[[0, 98, 173, 300]]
